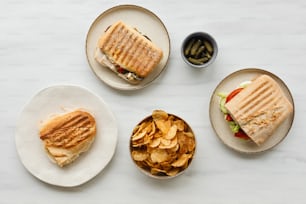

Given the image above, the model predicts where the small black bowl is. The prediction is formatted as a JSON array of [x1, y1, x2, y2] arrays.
[[181, 32, 218, 69]]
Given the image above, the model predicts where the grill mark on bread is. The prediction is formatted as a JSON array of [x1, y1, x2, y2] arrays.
[[238, 94, 281, 125], [115, 29, 131, 60], [126, 36, 143, 69], [101, 22, 118, 51], [234, 82, 272, 119], [44, 127, 91, 148], [132, 40, 147, 72], [103, 23, 142, 68], [138, 43, 153, 76], [41, 114, 88, 138], [230, 79, 282, 122], [143, 51, 157, 76], [236, 80, 284, 123], [97, 21, 163, 79], [61, 114, 88, 128], [121, 34, 136, 66], [41, 113, 93, 148], [121, 35, 136, 66], [65, 128, 92, 148], [238, 80, 269, 109], [109, 25, 126, 58]]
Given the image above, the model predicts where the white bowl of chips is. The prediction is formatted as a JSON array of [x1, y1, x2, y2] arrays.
[[130, 110, 196, 179]]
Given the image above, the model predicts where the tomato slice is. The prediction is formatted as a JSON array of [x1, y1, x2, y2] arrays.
[[224, 88, 243, 122], [226, 87, 244, 103], [117, 66, 128, 74], [225, 114, 233, 121], [234, 130, 250, 140]]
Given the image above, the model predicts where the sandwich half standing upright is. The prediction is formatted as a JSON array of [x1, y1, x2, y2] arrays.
[[94, 21, 163, 84], [218, 74, 293, 146]]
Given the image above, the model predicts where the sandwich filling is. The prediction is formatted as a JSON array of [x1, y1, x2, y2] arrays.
[[218, 81, 251, 140], [95, 48, 143, 83]]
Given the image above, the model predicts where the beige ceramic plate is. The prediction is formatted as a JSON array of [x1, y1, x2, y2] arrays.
[[15, 85, 118, 187], [209, 68, 294, 153], [86, 5, 170, 90]]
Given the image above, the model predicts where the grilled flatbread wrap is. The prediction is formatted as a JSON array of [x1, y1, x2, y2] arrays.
[[94, 21, 163, 84], [39, 110, 96, 167], [225, 74, 293, 146]]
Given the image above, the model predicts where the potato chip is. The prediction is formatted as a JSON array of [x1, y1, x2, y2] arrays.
[[143, 134, 153, 145], [177, 132, 195, 154], [160, 161, 173, 171], [159, 137, 177, 149], [132, 131, 146, 141], [150, 149, 169, 163], [153, 131, 163, 138], [132, 150, 149, 161], [169, 143, 179, 152], [165, 125, 177, 140], [183, 133, 195, 152], [171, 154, 191, 167], [132, 139, 145, 147], [154, 119, 171, 134], [149, 137, 161, 148], [133, 121, 148, 133], [152, 110, 168, 120], [151, 167, 168, 175], [184, 131, 194, 138], [144, 157, 155, 167], [130, 110, 196, 178], [166, 168, 180, 177], [148, 122, 156, 136], [173, 120, 185, 131], [160, 138, 171, 146]]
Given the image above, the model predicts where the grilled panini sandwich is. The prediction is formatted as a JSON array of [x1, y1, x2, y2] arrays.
[[39, 110, 96, 167], [225, 75, 293, 146], [94, 21, 163, 84]]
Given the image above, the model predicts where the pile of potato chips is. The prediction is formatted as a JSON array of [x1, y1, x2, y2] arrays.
[[130, 110, 196, 177]]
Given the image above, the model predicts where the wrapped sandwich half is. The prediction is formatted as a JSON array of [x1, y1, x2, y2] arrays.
[[94, 21, 163, 84], [218, 74, 293, 146]]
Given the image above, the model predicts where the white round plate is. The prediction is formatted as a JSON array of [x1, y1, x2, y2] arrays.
[[209, 68, 295, 153], [85, 4, 170, 90], [15, 85, 118, 187]]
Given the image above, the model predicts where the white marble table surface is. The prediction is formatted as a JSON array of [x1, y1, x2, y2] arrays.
[[1, 0, 306, 203]]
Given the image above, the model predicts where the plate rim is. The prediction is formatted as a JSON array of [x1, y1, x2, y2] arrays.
[[15, 84, 118, 187], [209, 68, 295, 154], [85, 4, 171, 91]]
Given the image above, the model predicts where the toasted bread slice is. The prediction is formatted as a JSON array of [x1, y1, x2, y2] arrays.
[[97, 21, 163, 78], [39, 110, 96, 167], [225, 75, 293, 146]]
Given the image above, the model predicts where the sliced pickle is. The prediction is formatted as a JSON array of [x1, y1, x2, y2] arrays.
[[184, 39, 195, 56], [190, 39, 202, 56], [204, 41, 213, 54], [188, 57, 209, 65], [195, 45, 205, 58]]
